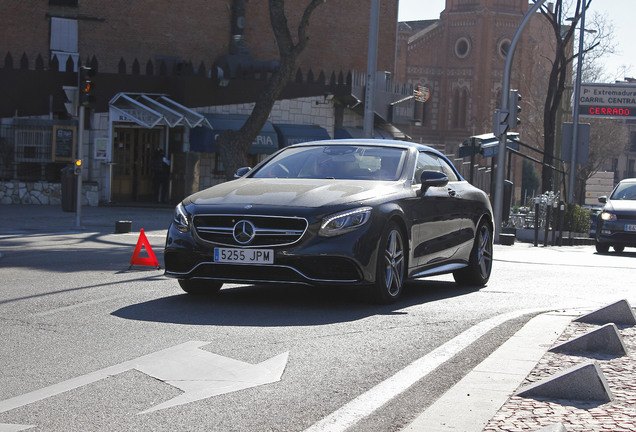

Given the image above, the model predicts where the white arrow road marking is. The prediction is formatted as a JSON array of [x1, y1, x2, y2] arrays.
[[0, 424, 33, 431], [304, 308, 547, 432], [136, 343, 289, 414], [0, 341, 289, 419]]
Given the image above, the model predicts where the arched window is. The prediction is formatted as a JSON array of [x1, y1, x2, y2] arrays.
[[453, 88, 468, 128]]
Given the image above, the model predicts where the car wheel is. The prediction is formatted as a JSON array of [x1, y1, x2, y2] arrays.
[[453, 220, 493, 286], [595, 241, 609, 253], [371, 221, 406, 304], [178, 279, 223, 295], [613, 245, 625, 253]]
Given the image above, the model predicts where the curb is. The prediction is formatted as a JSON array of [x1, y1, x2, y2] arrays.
[[402, 310, 578, 432]]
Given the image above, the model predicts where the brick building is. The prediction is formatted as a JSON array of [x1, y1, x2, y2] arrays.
[[395, 0, 555, 203], [0, 0, 411, 205]]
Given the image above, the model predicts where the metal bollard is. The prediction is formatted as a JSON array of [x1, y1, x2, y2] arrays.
[[551, 201, 558, 246], [544, 201, 551, 247], [534, 197, 540, 247], [558, 204, 565, 246]]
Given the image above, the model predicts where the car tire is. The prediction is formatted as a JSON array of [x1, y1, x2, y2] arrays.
[[453, 220, 493, 286], [178, 279, 223, 295], [595, 241, 609, 254], [371, 221, 406, 304], [613, 245, 625, 253]]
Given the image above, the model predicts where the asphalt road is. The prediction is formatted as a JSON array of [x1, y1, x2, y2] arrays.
[[0, 218, 635, 431]]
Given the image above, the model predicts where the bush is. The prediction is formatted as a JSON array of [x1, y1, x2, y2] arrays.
[[564, 203, 591, 233]]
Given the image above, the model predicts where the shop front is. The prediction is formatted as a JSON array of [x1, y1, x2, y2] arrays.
[[107, 93, 211, 203]]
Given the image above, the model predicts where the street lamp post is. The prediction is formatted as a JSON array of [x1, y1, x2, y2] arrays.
[[493, 0, 547, 243], [567, 4, 587, 204]]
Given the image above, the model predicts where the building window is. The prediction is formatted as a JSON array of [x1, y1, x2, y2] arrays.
[[454, 37, 471, 59], [629, 132, 636, 152], [498, 39, 511, 59], [49, 0, 78, 6], [453, 89, 468, 128], [50, 17, 79, 71]]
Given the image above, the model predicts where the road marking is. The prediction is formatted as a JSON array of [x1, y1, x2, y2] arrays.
[[30, 295, 127, 317], [304, 308, 546, 432], [0, 342, 288, 417]]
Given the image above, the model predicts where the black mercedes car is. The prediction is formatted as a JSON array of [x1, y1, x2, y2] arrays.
[[164, 139, 494, 303], [595, 178, 636, 253]]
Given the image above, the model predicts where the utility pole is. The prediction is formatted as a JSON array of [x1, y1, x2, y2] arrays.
[[75, 104, 84, 230], [568, 2, 586, 203], [363, 0, 380, 138]]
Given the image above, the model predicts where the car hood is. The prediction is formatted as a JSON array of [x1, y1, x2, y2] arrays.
[[606, 199, 636, 214], [186, 178, 401, 208]]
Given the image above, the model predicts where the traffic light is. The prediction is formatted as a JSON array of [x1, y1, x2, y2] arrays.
[[507, 89, 521, 129], [79, 66, 96, 107], [74, 159, 82, 175], [493, 108, 509, 137]]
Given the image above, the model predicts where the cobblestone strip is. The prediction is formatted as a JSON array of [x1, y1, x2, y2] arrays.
[[483, 322, 636, 432]]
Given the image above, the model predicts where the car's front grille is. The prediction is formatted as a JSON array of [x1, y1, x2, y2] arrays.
[[616, 214, 636, 221], [192, 214, 308, 247]]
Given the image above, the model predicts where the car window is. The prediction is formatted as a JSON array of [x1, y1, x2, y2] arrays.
[[413, 152, 459, 184], [436, 156, 459, 182], [611, 182, 636, 200], [251, 145, 407, 180]]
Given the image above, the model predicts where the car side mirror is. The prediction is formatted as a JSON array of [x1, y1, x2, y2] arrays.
[[598, 196, 607, 204], [234, 167, 251, 178], [420, 170, 448, 195]]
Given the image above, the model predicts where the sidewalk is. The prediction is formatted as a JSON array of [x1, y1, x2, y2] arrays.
[[0, 203, 175, 235], [404, 309, 636, 432]]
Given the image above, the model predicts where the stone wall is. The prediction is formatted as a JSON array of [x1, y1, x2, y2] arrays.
[[0, 181, 99, 206]]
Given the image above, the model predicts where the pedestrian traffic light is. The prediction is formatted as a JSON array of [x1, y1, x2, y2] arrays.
[[74, 159, 82, 175], [79, 66, 96, 107], [508, 90, 521, 129], [493, 108, 509, 137]]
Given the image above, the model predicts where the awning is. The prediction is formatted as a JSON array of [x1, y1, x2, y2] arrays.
[[189, 113, 279, 154], [109, 93, 212, 129], [273, 123, 331, 147]]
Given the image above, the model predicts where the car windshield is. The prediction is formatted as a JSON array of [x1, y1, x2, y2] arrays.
[[610, 182, 636, 200], [251, 145, 408, 180]]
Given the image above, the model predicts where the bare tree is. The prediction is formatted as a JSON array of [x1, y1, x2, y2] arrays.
[[216, 0, 326, 180], [575, 118, 627, 202], [538, 0, 589, 193], [579, 11, 616, 83]]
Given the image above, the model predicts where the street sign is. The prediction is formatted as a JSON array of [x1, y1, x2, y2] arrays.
[[414, 85, 430, 103], [578, 83, 636, 119], [561, 122, 590, 164], [481, 140, 519, 158], [458, 133, 520, 159]]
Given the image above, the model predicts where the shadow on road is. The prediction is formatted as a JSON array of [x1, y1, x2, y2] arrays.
[[112, 281, 481, 327]]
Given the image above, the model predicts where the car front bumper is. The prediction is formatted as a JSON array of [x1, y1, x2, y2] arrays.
[[163, 220, 382, 287], [596, 219, 636, 247]]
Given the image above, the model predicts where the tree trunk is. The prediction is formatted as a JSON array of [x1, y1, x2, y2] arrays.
[[216, 0, 326, 180]]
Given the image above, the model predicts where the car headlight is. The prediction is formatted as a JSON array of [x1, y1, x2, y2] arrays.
[[601, 211, 617, 222], [173, 202, 191, 232], [319, 207, 372, 237]]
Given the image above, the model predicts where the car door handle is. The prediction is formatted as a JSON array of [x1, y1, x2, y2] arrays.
[[447, 188, 457, 197]]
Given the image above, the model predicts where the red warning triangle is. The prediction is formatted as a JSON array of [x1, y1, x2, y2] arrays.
[[130, 228, 160, 269]]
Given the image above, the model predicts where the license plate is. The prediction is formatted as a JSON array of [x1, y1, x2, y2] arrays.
[[625, 224, 636, 232], [214, 248, 274, 264]]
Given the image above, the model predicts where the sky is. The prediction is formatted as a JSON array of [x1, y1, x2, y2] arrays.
[[397, 0, 636, 82]]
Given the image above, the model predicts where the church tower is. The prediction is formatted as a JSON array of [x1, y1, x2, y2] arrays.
[[399, 0, 551, 200]]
